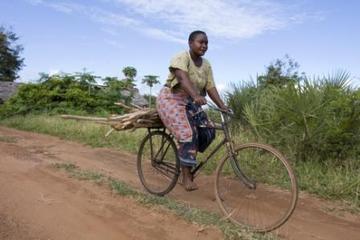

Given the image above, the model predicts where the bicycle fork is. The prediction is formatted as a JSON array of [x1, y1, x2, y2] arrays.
[[225, 139, 257, 190], [228, 150, 256, 190]]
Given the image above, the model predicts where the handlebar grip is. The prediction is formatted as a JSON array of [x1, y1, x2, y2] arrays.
[[207, 104, 234, 116]]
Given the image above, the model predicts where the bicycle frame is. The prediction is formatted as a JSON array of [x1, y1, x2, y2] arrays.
[[190, 111, 229, 177], [146, 106, 256, 189], [190, 107, 256, 189]]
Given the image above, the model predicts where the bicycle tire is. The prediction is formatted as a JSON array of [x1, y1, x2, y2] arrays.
[[215, 143, 298, 232], [137, 130, 180, 196]]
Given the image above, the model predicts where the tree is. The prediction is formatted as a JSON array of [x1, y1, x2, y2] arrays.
[[0, 26, 24, 82], [122, 66, 137, 88], [257, 55, 303, 88], [74, 68, 100, 95], [142, 75, 160, 108]]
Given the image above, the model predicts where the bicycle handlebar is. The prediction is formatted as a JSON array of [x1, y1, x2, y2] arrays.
[[207, 104, 234, 117]]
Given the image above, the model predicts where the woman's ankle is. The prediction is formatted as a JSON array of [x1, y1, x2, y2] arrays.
[[181, 166, 198, 191]]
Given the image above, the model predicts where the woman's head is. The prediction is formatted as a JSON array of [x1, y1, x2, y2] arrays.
[[188, 30, 208, 56]]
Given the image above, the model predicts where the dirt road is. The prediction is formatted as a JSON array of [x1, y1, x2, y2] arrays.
[[0, 126, 359, 240]]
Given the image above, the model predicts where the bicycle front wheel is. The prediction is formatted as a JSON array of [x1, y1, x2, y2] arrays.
[[137, 130, 180, 196], [215, 143, 298, 232]]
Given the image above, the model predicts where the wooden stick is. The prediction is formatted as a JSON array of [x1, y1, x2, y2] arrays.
[[114, 102, 137, 112], [61, 107, 164, 131], [105, 128, 114, 137], [61, 115, 107, 121], [130, 103, 144, 110]]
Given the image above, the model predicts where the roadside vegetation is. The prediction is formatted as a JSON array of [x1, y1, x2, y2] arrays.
[[0, 56, 359, 212], [0, 69, 136, 118], [226, 56, 360, 210]]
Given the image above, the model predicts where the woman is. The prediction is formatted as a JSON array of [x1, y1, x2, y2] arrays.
[[156, 30, 228, 191]]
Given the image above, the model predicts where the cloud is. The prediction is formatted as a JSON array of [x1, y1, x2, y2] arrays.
[[114, 0, 319, 40], [289, 11, 326, 24], [101, 27, 120, 36], [27, 0, 324, 43], [26, 0, 44, 4], [49, 69, 61, 75], [141, 27, 185, 44], [87, 8, 141, 27], [103, 39, 124, 49], [216, 83, 227, 93], [28, 1, 140, 27], [27, 0, 76, 13]]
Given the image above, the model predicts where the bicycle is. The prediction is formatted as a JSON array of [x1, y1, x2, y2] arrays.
[[137, 105, 298, 232]]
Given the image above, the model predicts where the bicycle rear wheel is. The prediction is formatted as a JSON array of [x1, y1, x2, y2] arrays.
[[215, 143, 298, 232], [137, 130, 180, 196]]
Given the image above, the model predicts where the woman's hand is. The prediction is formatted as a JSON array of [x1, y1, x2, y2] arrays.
[[220, 105, 230, 112], [207, 87, 229, 111], [193, 95, 207, 105]]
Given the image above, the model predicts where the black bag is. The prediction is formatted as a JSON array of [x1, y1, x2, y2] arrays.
[[197, 118, 216, 152], [186, 102, 216, 153]]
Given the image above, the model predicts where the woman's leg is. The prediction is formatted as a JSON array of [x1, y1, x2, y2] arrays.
[[156, 87, 199, 191], [177, 105, 200, 191], [178, 140, 198, 191], [181, 165, 197, 191]]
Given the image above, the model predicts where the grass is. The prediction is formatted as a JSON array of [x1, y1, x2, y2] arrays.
[[0, 113, 146, 152], [296, 160, 360, 213], [53, 162, 277, 240], [0, 135, 17, 143], [0, 113, 359, 211]]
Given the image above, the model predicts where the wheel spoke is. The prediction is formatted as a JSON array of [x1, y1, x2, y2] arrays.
[[137, 131, 180, 196], [215, 143, 298, 232], [153, 162, 178, 178]]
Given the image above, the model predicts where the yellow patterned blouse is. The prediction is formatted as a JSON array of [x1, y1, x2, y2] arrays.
[[166, 51, 215, 96]]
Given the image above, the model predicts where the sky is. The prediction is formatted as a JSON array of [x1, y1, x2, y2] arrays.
[[1, 0, 359, 94]]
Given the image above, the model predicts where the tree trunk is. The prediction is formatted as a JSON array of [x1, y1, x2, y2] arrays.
[[149, 87, 152, 108]]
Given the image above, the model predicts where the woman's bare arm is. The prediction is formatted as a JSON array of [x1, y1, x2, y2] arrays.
[[207, 87, 227, 110], [174, 69, 207, 105]]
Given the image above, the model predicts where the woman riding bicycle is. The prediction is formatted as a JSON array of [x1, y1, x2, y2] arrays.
[[156, 30, 228, 191]]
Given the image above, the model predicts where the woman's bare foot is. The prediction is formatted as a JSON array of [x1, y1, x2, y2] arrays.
[[183, 176, 198, 191], [181, 166, 198, 191]]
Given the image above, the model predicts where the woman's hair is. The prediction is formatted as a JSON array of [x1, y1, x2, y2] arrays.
[[188, 30, 207, 42]]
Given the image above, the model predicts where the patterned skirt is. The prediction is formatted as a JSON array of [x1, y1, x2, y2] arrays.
[[156, 87, 215, 167]]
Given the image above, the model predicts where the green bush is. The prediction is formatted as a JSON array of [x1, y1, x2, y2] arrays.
[[227, 57, 360, 165], [0, 72, 132, 118], [243, 76, 360, 163]]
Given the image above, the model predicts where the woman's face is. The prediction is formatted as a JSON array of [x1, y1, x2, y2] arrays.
[[189, 34, 208, 56]]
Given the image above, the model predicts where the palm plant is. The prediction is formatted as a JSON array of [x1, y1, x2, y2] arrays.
[[142, 75, 160, 108], [122, 66, 137, 88], [242, 70, 359, 163]]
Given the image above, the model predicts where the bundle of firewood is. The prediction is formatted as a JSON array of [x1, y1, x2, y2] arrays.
[[61, 102, 164, 132], [108, 108, 164, 130]]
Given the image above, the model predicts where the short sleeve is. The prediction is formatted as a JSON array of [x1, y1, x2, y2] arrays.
[[205, 64, 215, 90], [169, 52, 189, 73], [167, 52, 190, 89]]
